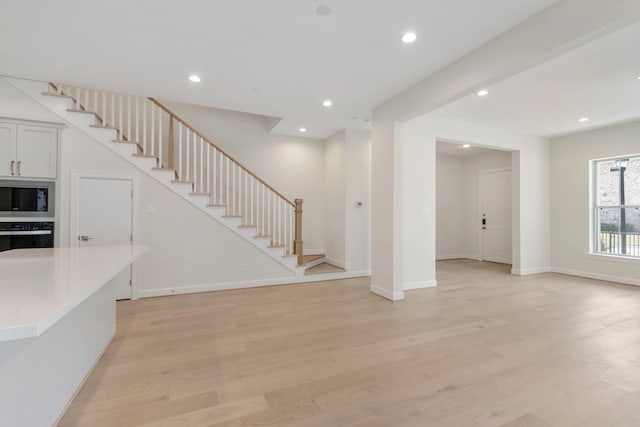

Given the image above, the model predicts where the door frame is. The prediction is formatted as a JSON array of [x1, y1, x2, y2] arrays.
[[478, 167, 512, 263], [70, 170, 141, 299]]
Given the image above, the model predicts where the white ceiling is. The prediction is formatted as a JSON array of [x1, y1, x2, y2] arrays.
[[425, 20, 640, 139], [0, 0, 557, 139]]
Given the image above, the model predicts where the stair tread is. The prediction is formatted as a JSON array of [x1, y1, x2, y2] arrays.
[[254, 234, 272, 239], [207, 204, 227, 207], [189, 192, 209, 196], [223, 215, 242, 218], [90, 124, 118, 130], [67, 108, 96, 115], [112, 139, 141, 144], [132, 153, 157, 158], [42, 92, 73, 99], [238, 224, 257, 228]]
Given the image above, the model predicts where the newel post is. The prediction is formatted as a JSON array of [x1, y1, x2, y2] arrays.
[[294, 198, 304, 266]]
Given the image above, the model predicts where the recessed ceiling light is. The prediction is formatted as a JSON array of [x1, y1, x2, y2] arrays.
[[322, 100, 333, 108], [578, 117, 590, 122], [401, 32, 417, 44], [188, 74, 201, 83], [462, 144, 471, 148], [316, 5, 331, 16], [299, 127, 307, 133], [477, 89, 489, 97]]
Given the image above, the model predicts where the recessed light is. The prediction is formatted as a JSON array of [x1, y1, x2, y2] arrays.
[[578, 117, 590, 122], [477, 89, 489, 97], [299, 127, 307, 133], [401, 32, 417, 44], [188, 74, 201, 83], [322, 100, 333, 108], [316, 5, 331, 16], [462, 144, 471, 148]]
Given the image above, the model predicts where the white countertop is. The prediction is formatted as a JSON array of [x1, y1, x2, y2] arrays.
[[0, 245, 147, 342]]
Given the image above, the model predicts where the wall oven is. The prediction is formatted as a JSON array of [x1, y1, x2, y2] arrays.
[[0, 222, 54, 252], [0, 180, 55, 218]]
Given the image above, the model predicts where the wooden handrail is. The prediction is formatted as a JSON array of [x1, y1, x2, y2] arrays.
[[148, 98, 294, 207]]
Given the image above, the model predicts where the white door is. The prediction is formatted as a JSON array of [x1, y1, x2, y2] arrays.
[[480, 170, 512, 264], [16, 125, 57, 179], [78, 177, 133, 300]]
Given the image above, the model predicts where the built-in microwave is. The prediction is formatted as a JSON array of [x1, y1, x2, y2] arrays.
[[0, 180, 55, 218]]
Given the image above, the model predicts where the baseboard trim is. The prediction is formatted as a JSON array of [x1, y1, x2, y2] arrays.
[[404, 280, 437, 291], [138, 271, 372, 298], [436, 255, 479, 261], [369, 284, 405, 301], [551, 267, 640, 287], [511, 266, 552, 276], [138, 276, 297, 298]]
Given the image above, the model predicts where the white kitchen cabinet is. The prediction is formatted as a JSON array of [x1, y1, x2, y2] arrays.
[[0, 118, 62, 179]]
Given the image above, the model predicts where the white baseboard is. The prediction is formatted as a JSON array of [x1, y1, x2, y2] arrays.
[[325, 257, 348, 270], [511, 266, 552, 276], [369, 284, 405, 301], [404, 280, 437, 291], [138, 276, 296, 298], [436, 254, 479, 261], [551, 267, 640, 287], [138, 271, 372, 299]]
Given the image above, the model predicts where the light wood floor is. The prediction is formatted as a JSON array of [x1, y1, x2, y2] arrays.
[[60, 260, 640, 426]]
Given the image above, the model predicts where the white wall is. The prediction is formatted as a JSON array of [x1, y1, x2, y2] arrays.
[[344, 129, 372, 273], [323, 129, 372, 272], [324, 131, 346, 263], [462, 151, 513, 260], [370, 0, 640, 299], [436, 150, 513, 260], [161, 100, 326, 253], [435, 155, 466, 259], [550, 120, 640, 284], [402, 116, 551, 290], [0, 79, 294, 296]]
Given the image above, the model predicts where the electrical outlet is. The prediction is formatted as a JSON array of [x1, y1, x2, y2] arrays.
[[240, 263, 248, 272], [147, 204, 154, 213]]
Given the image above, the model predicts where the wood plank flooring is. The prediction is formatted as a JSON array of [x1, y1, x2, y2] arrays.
[[59, 259, 640, 426]]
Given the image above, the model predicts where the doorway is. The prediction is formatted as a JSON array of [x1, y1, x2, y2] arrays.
[[479, 169, 512, 264], [71, 173, 138, 300]]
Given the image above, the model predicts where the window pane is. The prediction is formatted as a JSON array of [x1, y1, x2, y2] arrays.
[[625, 157, 640, 206], [596, 160, 620, 206], [597, 207, 640, 257]]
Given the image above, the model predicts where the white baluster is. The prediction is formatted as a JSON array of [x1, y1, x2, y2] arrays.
[[110, 92, 115, 129], [143, 100, 147, 153], [127, 96, 131, 141], [119, 94, 123, 138], [101, 92, 106, 125], [150, 102, 155, 157], [185, 131, 191, 182], [206, 143, 211, 197], [158, 109, 163, 168], [200, 137, 204, 193], [135, 97, 140, 144], [178, 122, 183, 180]]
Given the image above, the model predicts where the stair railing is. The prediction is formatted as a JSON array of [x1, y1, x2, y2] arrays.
[[49, 83, 304, 264]]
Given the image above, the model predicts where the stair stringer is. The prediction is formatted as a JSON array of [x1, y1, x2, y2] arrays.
[[5, 77, 305, 277]]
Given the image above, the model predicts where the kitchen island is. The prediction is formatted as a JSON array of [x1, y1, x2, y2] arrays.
[[0, 245, 147, 426]]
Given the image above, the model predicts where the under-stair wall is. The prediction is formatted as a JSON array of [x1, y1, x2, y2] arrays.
[[159, 100, 327, 254], [0, 78, 296, 296]]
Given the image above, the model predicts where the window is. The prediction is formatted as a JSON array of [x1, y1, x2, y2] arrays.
[[592, 155, 640, 258]]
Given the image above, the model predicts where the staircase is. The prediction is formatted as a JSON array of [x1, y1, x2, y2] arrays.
[[5, 77, 317, 276]]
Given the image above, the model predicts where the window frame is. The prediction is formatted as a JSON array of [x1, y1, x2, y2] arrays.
[[590, 153, 640, 259]]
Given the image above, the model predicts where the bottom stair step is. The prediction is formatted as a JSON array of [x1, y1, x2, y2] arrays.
[[305, 262, 345, 275]]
